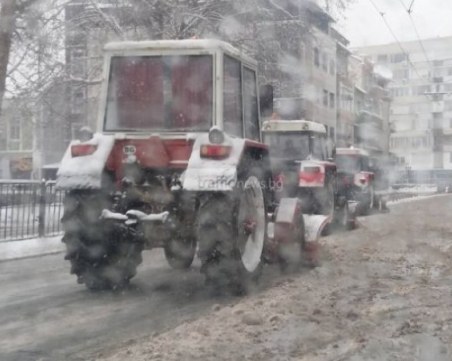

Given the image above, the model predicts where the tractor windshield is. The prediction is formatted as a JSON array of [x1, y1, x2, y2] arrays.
[[336, 154, 369, 173], [264, 132, 311, 160], [104, 55, 213, 132]]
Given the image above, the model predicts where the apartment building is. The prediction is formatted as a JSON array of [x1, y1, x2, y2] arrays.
[[356, 36, 452, 177], [260, 0, 339, 138], [348, 56, 392, 156]]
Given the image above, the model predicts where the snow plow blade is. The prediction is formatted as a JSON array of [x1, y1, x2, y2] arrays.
[[303, 214, 331, 242]]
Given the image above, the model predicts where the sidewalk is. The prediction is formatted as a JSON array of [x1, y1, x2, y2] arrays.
[[0, 235, 64, 262]]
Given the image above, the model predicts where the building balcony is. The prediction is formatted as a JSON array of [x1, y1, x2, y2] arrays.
[[357, 110, 384, 130]]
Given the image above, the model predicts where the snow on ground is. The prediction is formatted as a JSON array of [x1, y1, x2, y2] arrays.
[[95, 195, 452, 361], [0, 235, 63, 262]]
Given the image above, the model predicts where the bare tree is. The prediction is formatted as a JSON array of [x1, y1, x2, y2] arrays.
[[0, 0, 41, 113]]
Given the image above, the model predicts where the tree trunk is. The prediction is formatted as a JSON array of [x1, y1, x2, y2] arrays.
[[0, 0, 17, 116]]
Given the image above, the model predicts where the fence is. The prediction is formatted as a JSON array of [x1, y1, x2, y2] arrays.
[[0, 180, 65, 241]]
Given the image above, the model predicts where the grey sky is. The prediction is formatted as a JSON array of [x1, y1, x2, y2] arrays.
[[338, 0, 452, 46]]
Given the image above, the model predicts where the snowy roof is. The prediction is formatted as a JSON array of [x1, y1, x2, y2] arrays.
[[336, 147, 370, 157], [262, 120, 326, 134], [104, 39, 258, 67], [373, 65, 393, 81]]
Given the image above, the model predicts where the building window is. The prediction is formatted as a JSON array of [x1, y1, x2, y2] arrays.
[[70, 88, 86, 115], [329, 92, 335, 109], [314, 48, 320, 67], [434, 60, 444, 67], [391, 53, 407, 63], [393, 69, 409, 80], [9, 123, 20, 140], [377, 54, 388, 63], [323, 90, 328, 107], [329, 59, 335, 75], [322, 53, 328, 72]]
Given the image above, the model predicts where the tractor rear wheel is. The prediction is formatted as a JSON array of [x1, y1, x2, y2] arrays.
[[196, 175, 266, 295], [62, 192, 143, 290]]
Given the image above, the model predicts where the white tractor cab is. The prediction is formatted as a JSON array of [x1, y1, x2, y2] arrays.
[[262, 120, 356, 229], [56, 39, 329, 293], [335, 147, 375, 215]]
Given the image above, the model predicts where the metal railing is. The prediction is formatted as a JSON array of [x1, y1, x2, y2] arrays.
[[0, 180, 65, 241]]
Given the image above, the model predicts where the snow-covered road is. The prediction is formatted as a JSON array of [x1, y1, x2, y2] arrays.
[[98, 195, 452, 361], [1, 195, 451, 361]]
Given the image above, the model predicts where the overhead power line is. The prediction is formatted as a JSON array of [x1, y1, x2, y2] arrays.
[[396, 0, 432, 68], [367, 0, 425, 81]]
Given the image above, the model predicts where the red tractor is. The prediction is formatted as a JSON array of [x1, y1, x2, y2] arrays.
[[57, 40, 328, 293], [335, 147, 375, 215], [262, 120, 355, 230]]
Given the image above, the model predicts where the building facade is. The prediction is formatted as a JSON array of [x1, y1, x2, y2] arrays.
[[348, 56, 392, 157], [0, 98, 34, 179], [356, 36, 452, 177]]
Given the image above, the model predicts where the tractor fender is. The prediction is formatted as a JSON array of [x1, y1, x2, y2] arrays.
[[272, 198, 301, 244], [183, 133, 246, 192], [303, 214, 330, 242], [56, 133, 115, 190], [272, 198, 330, 243]]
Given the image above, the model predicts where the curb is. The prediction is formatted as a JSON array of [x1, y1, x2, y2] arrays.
[[0, 250, 64, 263]]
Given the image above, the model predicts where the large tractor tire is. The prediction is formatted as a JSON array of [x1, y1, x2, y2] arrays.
[[164, 236, 196, 269], [62, 192, 143, 290], [196, 175, 267, 295]]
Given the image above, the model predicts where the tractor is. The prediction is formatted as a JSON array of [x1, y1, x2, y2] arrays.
[[56, 39, 329, 293], [335, 147, 375, 215], [262, 120, 356, 230]]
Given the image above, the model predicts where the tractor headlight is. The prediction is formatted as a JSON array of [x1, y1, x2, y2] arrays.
[[208, 127, 225, 144]]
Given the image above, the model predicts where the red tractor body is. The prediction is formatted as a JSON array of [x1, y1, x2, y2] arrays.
[[335, 147, 376, 214], [57, 40, 326, 292]]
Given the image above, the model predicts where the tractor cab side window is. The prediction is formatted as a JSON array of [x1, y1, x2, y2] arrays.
[[243, 67, 259, 141], [223, 55, 243, 137], [312, 135, 327, 160], [361, 156, 370, 171]]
